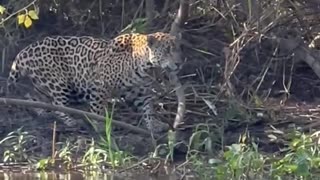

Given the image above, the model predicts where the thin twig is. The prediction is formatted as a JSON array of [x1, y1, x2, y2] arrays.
[[51, 121, 56, 163]]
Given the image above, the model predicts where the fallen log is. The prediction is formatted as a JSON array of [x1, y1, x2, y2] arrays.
[[0, 97, 152, 137]]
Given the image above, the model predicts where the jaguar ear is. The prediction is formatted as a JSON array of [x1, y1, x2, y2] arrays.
[[147, 35, 158, 47]]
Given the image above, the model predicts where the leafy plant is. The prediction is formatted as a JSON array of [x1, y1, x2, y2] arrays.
[[85, 103, 132, 170], [56, 140, 74, 169], [35, 158, 50, 170], [120, 18, 147, 34], [152, 129, 179, 163], [0, 127, 36, 163], [186, 129, 265, 180], [81, 139, 108, 171], [0, 5, 5, 15], [0, 2, 39, 28], [214, 142, 265, 180], [17, 9, 39, 28], [271, 131, 320, 179], [99, 105, 132, 169]]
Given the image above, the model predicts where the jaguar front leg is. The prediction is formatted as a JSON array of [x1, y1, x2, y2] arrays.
[[130, 87, 169, 139], [141, 100, 169, 133]]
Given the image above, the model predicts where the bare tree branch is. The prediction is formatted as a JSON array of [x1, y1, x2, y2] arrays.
[[273, 36, 320, 79], [169, 0, 189, 129], [169, 72, 186, 129], [0, 97, 153, 137], [145, 0, 155, 30], [170, 0, 189, 36], [161, 0, 171, 16]]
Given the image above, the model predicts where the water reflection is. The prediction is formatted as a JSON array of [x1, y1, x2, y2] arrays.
[[0, 172, 178, 180]]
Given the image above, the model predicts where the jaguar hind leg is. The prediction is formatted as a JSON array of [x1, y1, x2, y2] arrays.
[[52, 84, 108, 128], [88, 91, 108, 116], [87, 82, 111, 114], [33, 79, 80, 127]]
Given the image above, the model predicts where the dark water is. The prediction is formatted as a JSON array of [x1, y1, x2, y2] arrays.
[[0, 172, 179, 180]]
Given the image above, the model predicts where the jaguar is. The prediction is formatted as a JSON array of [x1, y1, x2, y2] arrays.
[[7, 32, 181, 136]]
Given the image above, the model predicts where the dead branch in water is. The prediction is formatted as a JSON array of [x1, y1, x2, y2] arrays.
[[0, 97, 152, 137]]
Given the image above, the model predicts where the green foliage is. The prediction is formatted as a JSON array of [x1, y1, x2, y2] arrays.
[[17, 9, 39, 28], [152, 129, 178, 163], [271, 131, 320, 179], [35, 158, 50, 170], [187, 129, 320, 179], [188, 124, 217, 155], [0, 3, 39, 28], [81, 140, 108, 171], [0, 127, 36, 163], [120, 18, 147, 34], [56, 140, 74, 169], [214, 142, 265, 180], [186, 128, 264, 179], [0, 5, 5, 15], [86, 104, 132, 170], [104, 107, 116, 168], [0, 108, 132, 172]]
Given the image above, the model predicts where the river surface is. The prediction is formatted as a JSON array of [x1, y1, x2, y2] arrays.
[[0, 172, 180, 180]]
